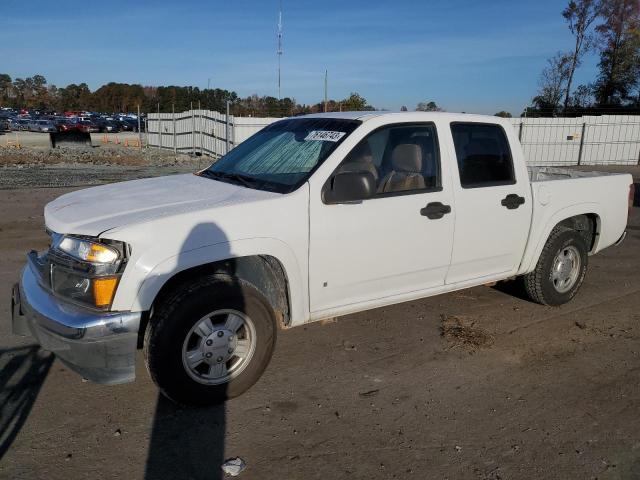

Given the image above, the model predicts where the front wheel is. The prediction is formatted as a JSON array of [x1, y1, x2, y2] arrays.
[[523, 227, 588, 306], [144, 274, 277, 406]]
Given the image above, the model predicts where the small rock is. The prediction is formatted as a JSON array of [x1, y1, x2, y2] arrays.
[[114, 429, 122, 437], [575, 321, 587, 329], [65, 453, 72, 461], [455, 445, 462, 452]]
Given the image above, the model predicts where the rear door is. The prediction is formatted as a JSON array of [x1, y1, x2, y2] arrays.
[[445, 122, 532, 284]]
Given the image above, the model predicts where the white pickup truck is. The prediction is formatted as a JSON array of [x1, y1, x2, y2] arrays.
[[12, 112, 634, 405]]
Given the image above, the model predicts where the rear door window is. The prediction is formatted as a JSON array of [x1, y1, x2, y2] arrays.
[[450, 123, 515, 188]]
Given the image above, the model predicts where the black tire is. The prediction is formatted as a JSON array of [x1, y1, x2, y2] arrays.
[[523, 226, 588, 306], [144, 274, 277, 406]]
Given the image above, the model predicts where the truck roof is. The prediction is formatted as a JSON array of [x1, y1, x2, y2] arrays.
[[300, 111, 508, 123]]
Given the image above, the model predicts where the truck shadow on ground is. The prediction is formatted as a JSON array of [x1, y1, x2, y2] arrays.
[[145, 221, 236, 480], [0, 345, 53, 460], [491, 278, 536, 303], [144, 397, 226, 480]]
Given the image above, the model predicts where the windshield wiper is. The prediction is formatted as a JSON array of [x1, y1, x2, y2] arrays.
[[199, 170, 260, 189]]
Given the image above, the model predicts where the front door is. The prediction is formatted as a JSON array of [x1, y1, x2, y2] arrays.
[[309, 122, 455, 315]]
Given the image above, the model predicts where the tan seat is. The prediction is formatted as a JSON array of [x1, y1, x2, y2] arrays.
[[378, 144, 426, 193]]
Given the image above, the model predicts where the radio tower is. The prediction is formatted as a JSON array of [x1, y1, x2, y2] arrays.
[[277, 1, 283, 99]]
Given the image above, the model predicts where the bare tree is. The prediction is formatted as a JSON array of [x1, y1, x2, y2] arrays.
[[562, 0, 601, 112], [533, 53, 573, 114]]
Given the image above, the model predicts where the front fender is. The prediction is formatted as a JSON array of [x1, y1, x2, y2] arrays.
[[114, 237, 309, 327]]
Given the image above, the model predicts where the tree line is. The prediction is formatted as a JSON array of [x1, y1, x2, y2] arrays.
[[531, 0, 640, 116], [0, 74, 379, 117]]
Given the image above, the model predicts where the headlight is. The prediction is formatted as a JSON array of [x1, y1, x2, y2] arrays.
[[55, 236, 119, 263], [47, 234, 128, 310]]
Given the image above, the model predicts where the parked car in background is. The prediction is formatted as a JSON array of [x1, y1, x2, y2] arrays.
[[29, 119, 57, 133], [112, 116, 143, 132], [116, 119, 135, 131], [77, 119, 100, 133], [13, 118, 32, 131], [102, 120, 121, 133], [56, 118, 81, 132]]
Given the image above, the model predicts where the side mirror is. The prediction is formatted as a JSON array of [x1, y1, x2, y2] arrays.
[[324, 171, 376, 204]]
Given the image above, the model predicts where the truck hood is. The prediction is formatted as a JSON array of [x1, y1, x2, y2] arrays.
[[44, 173, 279, 237]]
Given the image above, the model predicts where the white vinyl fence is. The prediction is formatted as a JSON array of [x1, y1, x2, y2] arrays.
[[146, 110, 277, 158], [147, 111, 640, 166], [510, 115, 640, 166]]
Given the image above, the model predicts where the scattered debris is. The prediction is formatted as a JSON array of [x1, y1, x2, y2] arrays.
[[440, 315, 494, 352], [342, 340, 357, 351], [221, 457, 246, 477], [320, 317, 338, 325], [359, 389, 380, 398]]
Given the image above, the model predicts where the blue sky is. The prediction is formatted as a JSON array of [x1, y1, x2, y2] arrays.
[[1, 0, 599, 115]]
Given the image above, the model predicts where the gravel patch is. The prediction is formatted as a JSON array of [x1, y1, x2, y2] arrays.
[[0, 145, 213, 188]]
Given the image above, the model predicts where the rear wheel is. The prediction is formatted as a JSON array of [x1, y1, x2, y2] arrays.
[[144, 274, 277, 406], [523, 227, 588, 306]]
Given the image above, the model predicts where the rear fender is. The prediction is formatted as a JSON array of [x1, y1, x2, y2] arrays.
[[518, 203, 602, 275]]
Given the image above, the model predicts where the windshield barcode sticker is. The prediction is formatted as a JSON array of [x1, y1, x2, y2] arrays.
[[305, 130, 346, 142]]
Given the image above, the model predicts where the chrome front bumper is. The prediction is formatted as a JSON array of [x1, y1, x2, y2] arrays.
[[11, 263, 141, 385]]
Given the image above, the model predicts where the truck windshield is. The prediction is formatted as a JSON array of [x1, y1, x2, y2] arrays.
[[200, 118, 361, 193]]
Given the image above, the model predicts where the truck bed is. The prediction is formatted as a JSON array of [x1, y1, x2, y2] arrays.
[[527, 166, 623, 182], [521, 166, 631, 273]]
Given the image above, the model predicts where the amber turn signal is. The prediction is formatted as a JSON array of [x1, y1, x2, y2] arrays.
[[93, 277, 119, 307]]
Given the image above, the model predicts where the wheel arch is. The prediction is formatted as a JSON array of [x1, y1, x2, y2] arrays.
[[137, 255, 292, 348], [519, 207, 601, 275]]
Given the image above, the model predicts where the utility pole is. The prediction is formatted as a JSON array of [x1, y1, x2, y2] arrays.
[[277, 0, 283, 99], [324, 70, 328, 113], [137, 104, 142, 149]]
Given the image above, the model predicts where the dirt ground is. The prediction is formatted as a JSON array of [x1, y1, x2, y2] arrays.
[[0, 166, 639, 480]]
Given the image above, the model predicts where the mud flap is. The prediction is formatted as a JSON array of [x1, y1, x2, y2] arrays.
[[50, 131, 92, 148]]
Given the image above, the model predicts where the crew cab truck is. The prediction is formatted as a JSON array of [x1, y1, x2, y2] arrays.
[[11, 112, 634, 405]]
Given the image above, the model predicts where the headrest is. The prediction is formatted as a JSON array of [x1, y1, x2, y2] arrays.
[[391, 144, 422, 172], [349, 141, 373, 162]]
